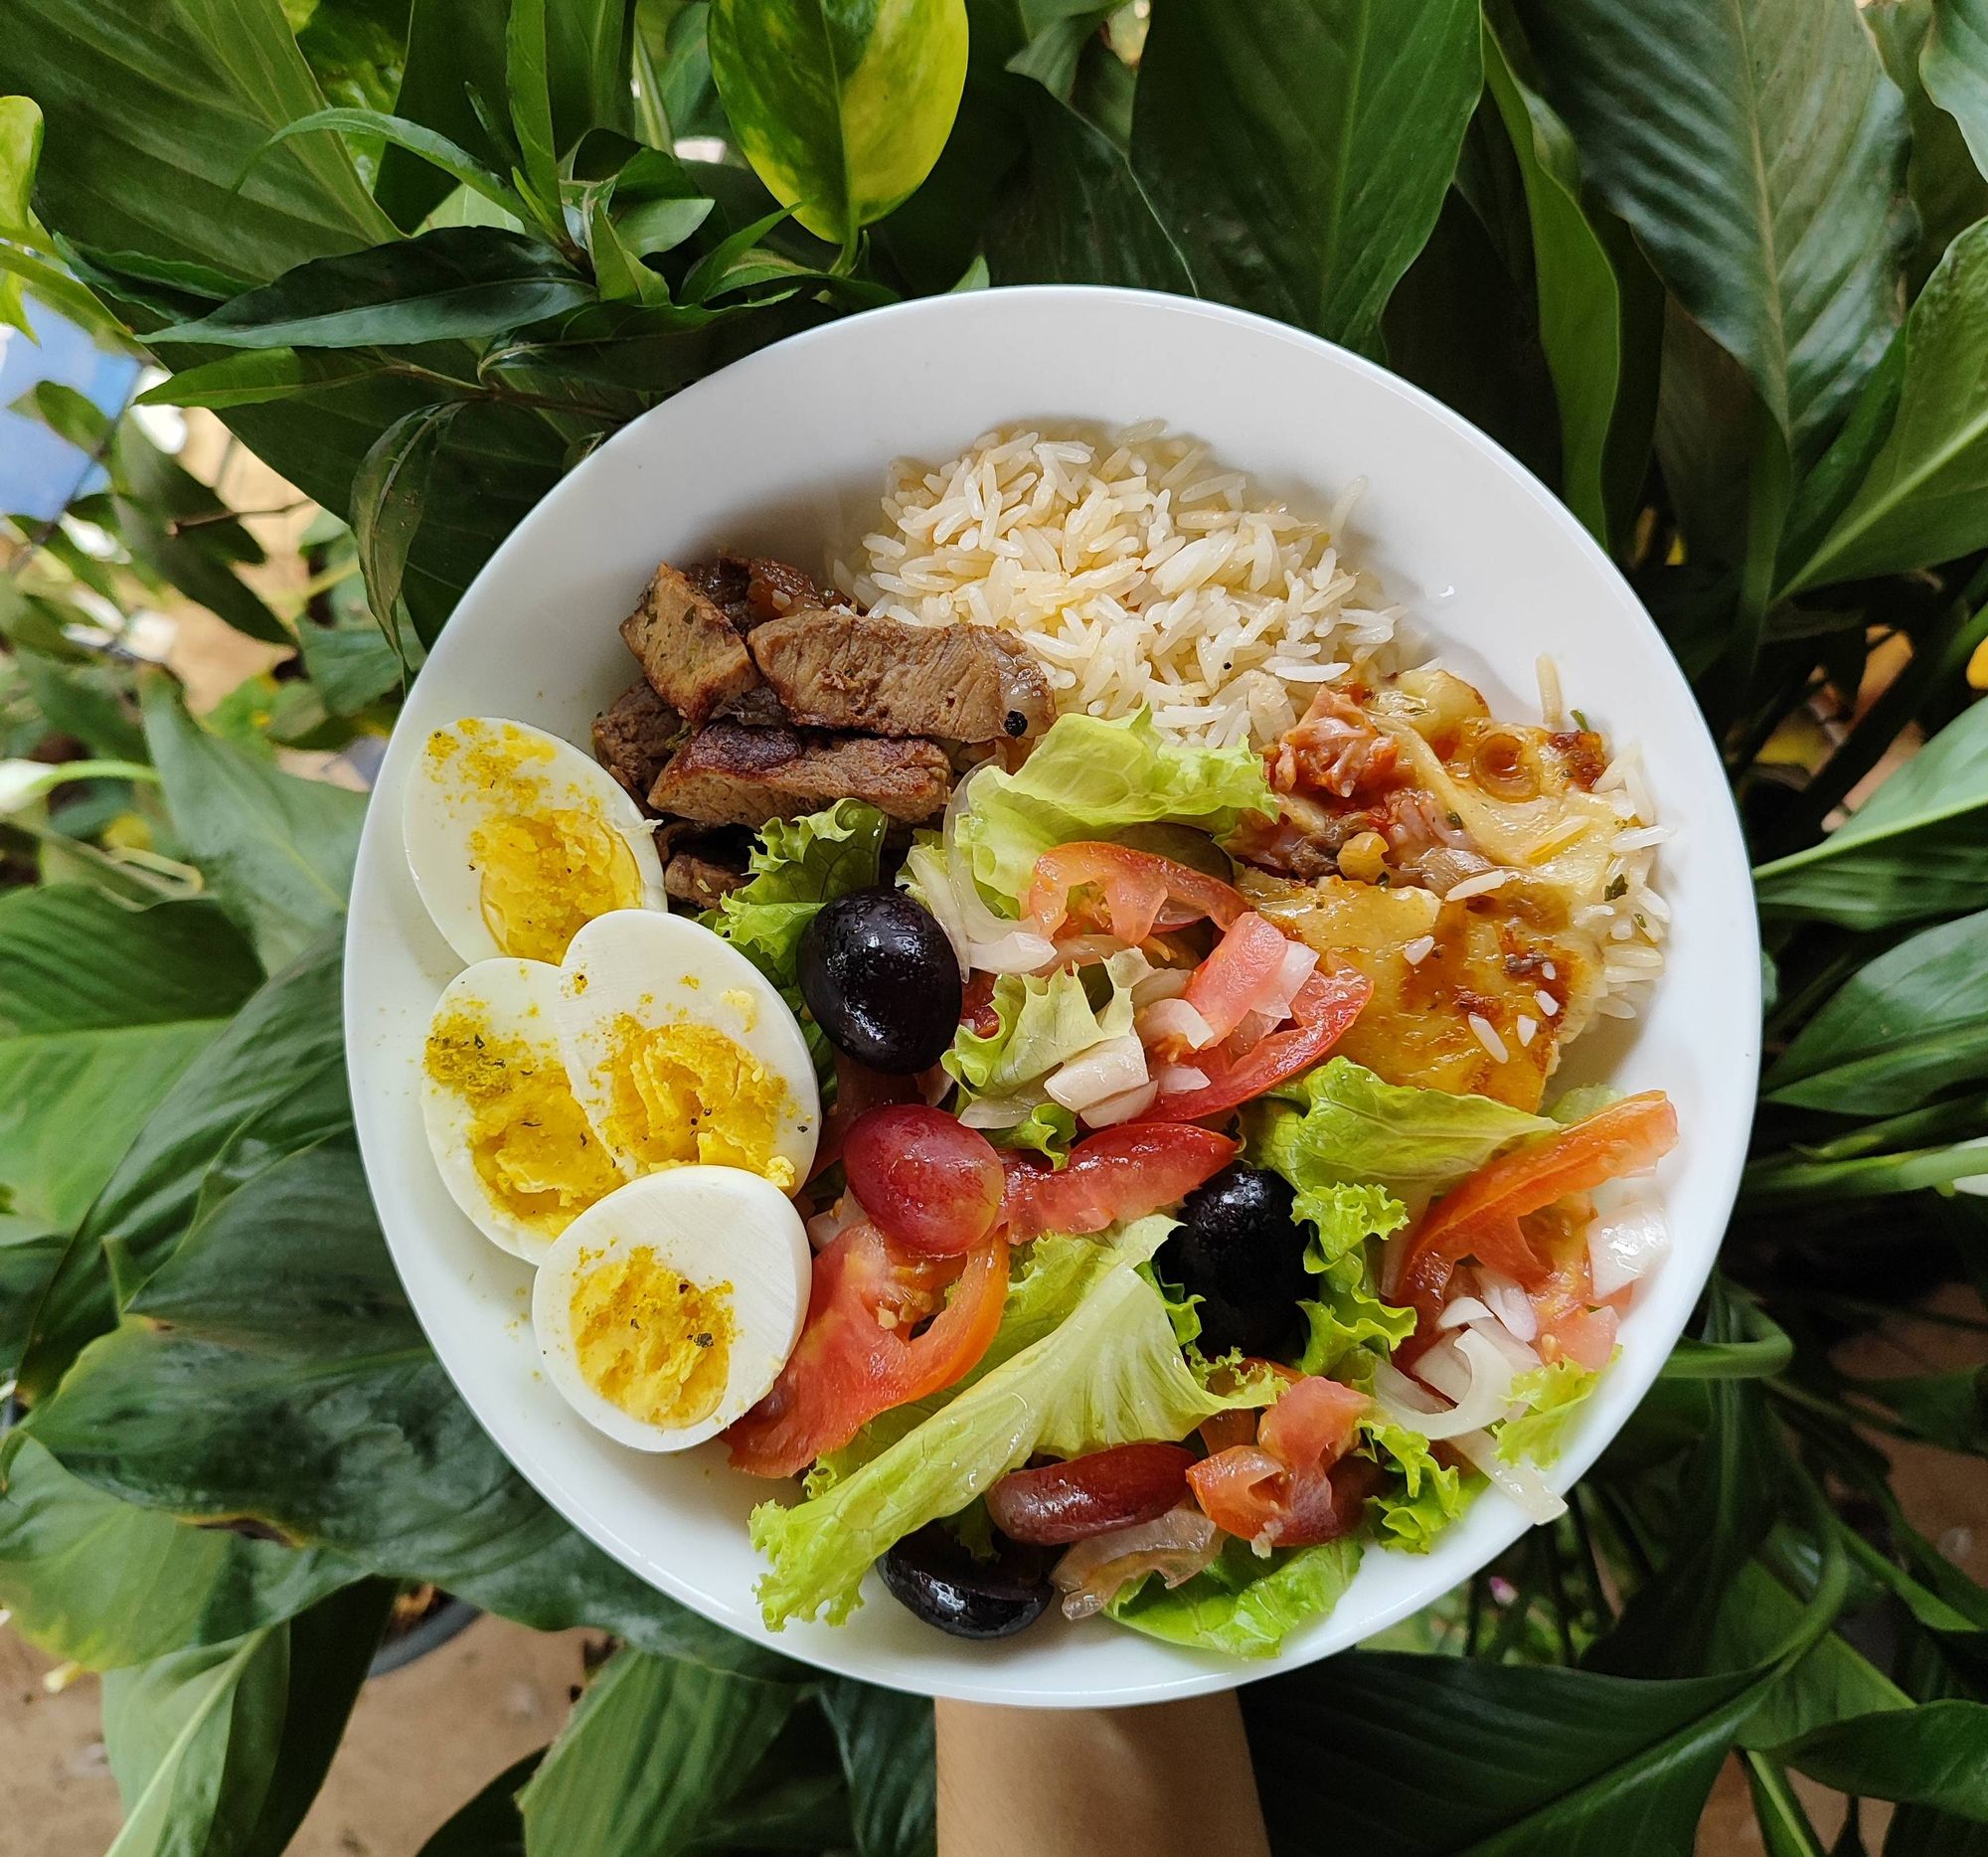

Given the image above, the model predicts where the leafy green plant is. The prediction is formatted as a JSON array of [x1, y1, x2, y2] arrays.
[[1, 0, 1987, 1851]]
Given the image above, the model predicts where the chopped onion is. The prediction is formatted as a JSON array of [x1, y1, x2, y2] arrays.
[[1415, 843, 1495, 895], [1084, 1079, 1160, 1126], [1475, 1266, 1540, 1343], [936, 765, 1058, 972], [1465, 1317, 1543, 1376], [1046, 1033, 1148, 1112], [1370, 1357, 1445, 1416], [1452, 1427, 1567, 1523], [1154, 1064, 1211, 1096], [1588, 1196, 1669, 1298], [805, 1193, 864, 1254], [1382, 1330, 1518, 1439], [1230, 1007, 1280, 1052], [1131, 964, 1193, 1007], [1438, 1295, 1493, 1330], [1254, 938, 1320, 1019], [1139, 996, 1215, 1053], [904, 844, 969, 977], [1053, 1504, 1219, 1619]]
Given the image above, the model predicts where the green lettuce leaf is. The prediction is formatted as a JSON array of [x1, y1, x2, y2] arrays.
[[957, 710, 1273, 905], [1106, 1537, 1360, 1658], [1296, 1262, 1416, 1377], [1497, 1358, 1606, 1466], [988, 1100, 1078, 1162], [1358, 1418, 1470, 1554], [942, 954, 1139, 1096], [709, 799, 887, 984], [750, 1217, 1276, 1627], [1549, 1084, 1621, 1124], [1249, 1057, 1553, 1211]]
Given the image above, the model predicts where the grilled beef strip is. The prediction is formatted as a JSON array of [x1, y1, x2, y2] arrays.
[[620, 563, 760, 726], [746, 605, 1055, 741], [664, 851, 750, 908], [592, 681, 683, 808], [647, 721, 953, 827]]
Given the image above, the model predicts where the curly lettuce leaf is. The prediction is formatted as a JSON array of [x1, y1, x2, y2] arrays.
[[1497, 1358, 1606, 1466], [750, 1217, 1277, 1627], [1358, 1418, 1470, 1554], [709, 799, 886, 984], [987, 1099, 1078, 1163], [1106, 1537, 1360, 1658], [1249, 1057, 1553, 1211], [958, 710, 1273, 905], [943, 954, 1139, 1096], [1297, 1259, 1416, 1377]]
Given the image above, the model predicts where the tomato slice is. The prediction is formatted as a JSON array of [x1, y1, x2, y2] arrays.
[[1027, 842, 1245, 944], [1394, 1092, 1679, 1339], [1147, 967, 1372, 1121], [1001, 1122, 1239, 1240], [725, 1222, 1010, 1477], [987, 1442, 1197, 1544], [1186, 1376, 1374, 1549], [1183, 913, 1292, 1045]]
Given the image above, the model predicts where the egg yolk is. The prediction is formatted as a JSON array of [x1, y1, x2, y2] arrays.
[[424, 1004, 623, 1235], [430, 721, 644, 962], [599, 1012, 797, 1191], [569, 1246, 736, 1430]]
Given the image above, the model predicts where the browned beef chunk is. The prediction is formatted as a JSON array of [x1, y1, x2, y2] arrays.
[[746, 608, 1054, 741], [592, 681, 682, 807], [664, 851, 749, 908], [620, 563, 760, 726], [690, 555, 844, 629], [648, 722, 952, 826]]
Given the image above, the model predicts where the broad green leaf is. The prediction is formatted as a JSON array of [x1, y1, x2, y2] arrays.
[[1765, 907, 1988, 1111], [0, 1217, 65, 1382], [1130, 0, 1480, 357], [1515, 0, 1907, 470], [518, 1649, 804, 1855], [141, 350, 403, 413], [1746, 1754, 1829, 1857], [1872, 1, 1988, 290], [380, 0, 633, 230], [0, 0, 394, 282], [150, 228, 590, 349], [350, 401, 462, 651], [1481, 22, 1633, 547], [506, 0, 561, 218], [1754, 697, 1988, 928], [985, 81, 1195, 290], [415, 1752, 540, 1857], [16, 652, 147, 761], [101, 1580, 393, 1857], [708, 0, 970, 246], [820, 1680, 937, 1857], [251, 108, 525, 222], [0, 92, 43, 239], [1785, 224, 1988, 591], [1856, 1367, 1988, 1453], [0, 887, 259, 1230], [1777, 1701, 1988, 1818], [140, 675, 365, 970], [1927, 0, 1988, 181], [1242, 1652, 1769, 1854], [26, 1136, 799, 1681]]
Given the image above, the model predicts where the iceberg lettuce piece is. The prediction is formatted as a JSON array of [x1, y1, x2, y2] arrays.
[[709, 799, 886, 985], [1107, 1537, 1360, 1657], [1497, 1357, 1607, 1466]]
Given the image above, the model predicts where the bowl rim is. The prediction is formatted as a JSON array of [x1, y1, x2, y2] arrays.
[[344, 282, 1761, 1706]]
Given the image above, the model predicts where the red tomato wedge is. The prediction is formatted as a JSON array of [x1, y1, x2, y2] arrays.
[[1147, 967, 1372, 1121], [1187, 1376, 1375, 1549], [1001, 1122, 1239, 1241], [1394, 1092, 1679, 1339], [1183, 912, 1294, 1045], [725, 1222, 1010, 1478], [987, 1442, 1197, 1544], [1026, 842, 1245, 944]]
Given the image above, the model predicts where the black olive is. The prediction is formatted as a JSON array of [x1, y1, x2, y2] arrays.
[[798, 890, 961, 1073], [1159, 1164, 1311, 1357], [880, 1523, 1053, 1639]]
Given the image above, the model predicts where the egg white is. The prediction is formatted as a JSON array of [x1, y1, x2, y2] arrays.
[[421, 957, 625, 1264], [404, 715, 666, 965], [555, 908, 821, 1186], [532, 1167, 810, 1450]]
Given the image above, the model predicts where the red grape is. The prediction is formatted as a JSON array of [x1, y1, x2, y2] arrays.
[[987, 1442, 1197, 1545], [843, 1105, 1005, 1256]]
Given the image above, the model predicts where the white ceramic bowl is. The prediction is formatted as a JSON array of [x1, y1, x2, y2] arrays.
[[344, 286, 1759, 1707]]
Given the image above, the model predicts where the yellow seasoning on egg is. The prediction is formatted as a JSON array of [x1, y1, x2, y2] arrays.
[[569, 1245, 736, 1430]]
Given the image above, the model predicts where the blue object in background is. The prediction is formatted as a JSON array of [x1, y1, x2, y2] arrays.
[[0, 295, 141, 521]]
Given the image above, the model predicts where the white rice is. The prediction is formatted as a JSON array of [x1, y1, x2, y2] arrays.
[[839, 424, 1668, 1019], [836, 423, 1402, 752]]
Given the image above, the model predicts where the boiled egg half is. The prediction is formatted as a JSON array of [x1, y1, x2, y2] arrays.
[[421, 958, 624, 1263], [532, 1168, 809, 1450], [555, 909, 820, 1193], [405, 716, 665, 965]]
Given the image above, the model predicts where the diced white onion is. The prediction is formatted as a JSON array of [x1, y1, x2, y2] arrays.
[[1231, 1008, 1279, 1051], [1437, 1295, 1493, 1330], [1139, 997, 1216, 1053], [904, 845, 970, 977], [1154, 1064, 1211, 1096], [1377, 1331, 1518, 1440], [936, 766, 1059, 972], [1046, 1033, 1148, 1112], [1131, 964, 1193, 1007], [1254, 939, 1320, 1019], [1475, 1266, 1539, 1342], [1465, 1316, 1544, 1375], [1084, 1079, 1160, 1126], [1588, 1196, 1669, 1298], [1453, 1427, 1567, 1523]]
